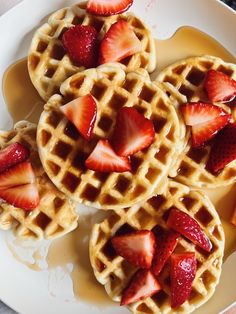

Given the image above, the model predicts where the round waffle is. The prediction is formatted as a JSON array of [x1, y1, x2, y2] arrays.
[[90, 180, 224, 314], [37, 63, 182, 210], [157, 55, 236, 188], [28, 1, 156, 101], [0, 121, 78, 240]]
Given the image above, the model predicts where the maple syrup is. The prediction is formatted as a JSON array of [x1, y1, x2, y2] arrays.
[[2, 58, 44, 124], [2, 26, 236, 307]]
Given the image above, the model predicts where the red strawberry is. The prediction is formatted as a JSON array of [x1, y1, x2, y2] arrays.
[[0, 184, 39, 211], [180, 102, 231, 147], [87, 0, 133, 16], [121, 269, 161, 306], [207, 123, 236, 174], [60, 94, 97, 141], [99, 20, 141, 65], [62, 25, 98, 68], [152, 228, 179, 276], [204, 70, 236, 102], [111, 230, 155, 269], [85, 139, 131, 172], [171, 253, 197, 308], [0, 162, 36, 189], [0, 162, 39, 210], [112, 107, 155, 157], [167, 208, 212, 252], [0, 142, 29, 174]]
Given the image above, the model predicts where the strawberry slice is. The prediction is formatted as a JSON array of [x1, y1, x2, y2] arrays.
[[87, 0, 133, 16], [167, 208, 212, 252], [0, 162, 36, 190], [0, 162, 39, 211], [0, 142, 29, 174], [61, 95, 97, 141], [0, 184, 39, 211], [85, 139, 131, 172], [180, 102, 231, 147], [207, 123, 236, 174], [152, 228, 179, 276], [121, 269, 161, 306], [204, 70, 236, 102], [62, 25, 98, 68], [111, 230, 155, 269], [112, 107, 155, 157], [99, 20, 141, 65], [171, 253, 197, 308]]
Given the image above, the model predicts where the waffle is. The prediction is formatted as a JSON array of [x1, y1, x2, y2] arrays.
[[0, 121, 78, 240], [37, 63, 182, 209], [157, 55, 236, 188], [90, 180, 224, 314], [28, 1, 156, 101]]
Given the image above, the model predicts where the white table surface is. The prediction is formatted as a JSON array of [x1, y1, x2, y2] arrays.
[[0, 0, 235, 314]]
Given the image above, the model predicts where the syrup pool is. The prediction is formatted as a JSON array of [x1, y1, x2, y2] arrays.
[[2, 26, 236, 307]]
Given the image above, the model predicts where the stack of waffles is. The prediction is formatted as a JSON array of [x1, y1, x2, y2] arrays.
[[2, 1, 236, 313]]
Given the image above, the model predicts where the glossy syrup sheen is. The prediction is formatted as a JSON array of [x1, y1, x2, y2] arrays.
[[2, 26, 236, 305]]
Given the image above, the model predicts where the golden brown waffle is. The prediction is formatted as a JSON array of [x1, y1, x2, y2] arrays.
[[0, 121, 78, 240], [157, 55, 236, 188], [28, 1, 156, 101], [37, 63, 182, 209], [90, 180, 224, 314]]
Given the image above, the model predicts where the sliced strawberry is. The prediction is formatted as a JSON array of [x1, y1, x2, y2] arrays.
[[152, 228, 179, 276], [62, 25, 98, 68], [121, 269, 161, 306], [60, 94, 97, 141], [167, 208, 212, 252], [207, 123, 236, 174], [181, 102, 230, 126], [99, 20, 141, 65], [0, 183, 39, 211], [87, 0, 133, 16], [171, 253, 197, 308], [180, 102, 231, 147], [85, 139, 131, 172], [112, 107, 155, 157], [0, 142, 30, 174], [204, 70, 236, 103], [0, 162, 36, 190], [112, 230, 155, 269]]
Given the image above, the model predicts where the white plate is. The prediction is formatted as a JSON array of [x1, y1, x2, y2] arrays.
[[0, 0, 236, 314]]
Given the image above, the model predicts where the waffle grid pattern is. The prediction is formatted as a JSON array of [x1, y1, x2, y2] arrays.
[[37, 64, 182, 209], [157, 55, 236, 188], [90, 181, 224, 314], [0, 121, 78, 240], [28, 1, 156, 101]]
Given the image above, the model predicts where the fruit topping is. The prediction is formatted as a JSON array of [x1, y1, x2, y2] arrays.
[[204, 70, 236, 103], [112, 230, 155, 269], [170, 253, 197, 308], [60, 94, 97, 141], [167, 208, 212, 252], [207, 123, 236, 174], [87, 0, 133, 16], [121, 269, 161, 306], [99, 20, 141, 65], [0, 142, 30, 174], [0, 162, 39, 211], [180, 102, 231, 147], [62, 25, 98, 68], [85, 139, 131, 172], [112, 107, 155, 157], [152, 228, 179, 276]]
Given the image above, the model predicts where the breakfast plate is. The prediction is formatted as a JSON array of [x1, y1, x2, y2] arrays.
[[0, 0, 235, 314]]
